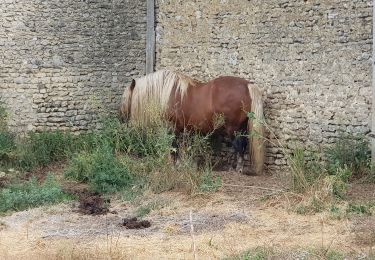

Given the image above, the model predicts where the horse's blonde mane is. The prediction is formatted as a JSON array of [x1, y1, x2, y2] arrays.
[[130, 69, 197, 124]]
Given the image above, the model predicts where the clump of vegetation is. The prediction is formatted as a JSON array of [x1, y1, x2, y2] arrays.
[[134, 199, 170, 218], [225, 246, 363, 260], [330, 200, 375, 219], [171, 131, 220, 193], [0, 175, 70, 213], [225, 247, 273, 260], [65, 145, 133, 194], [346, 201, 375, 216], [18, 131, 75, 170], [288, 148, 353, 214], [0, 100, 219, 213], [288, 148, 324, 193], [0, 132, 16, 165], [0, 101, 16, 166], [244, 112, 370, 214], [63, 114, 219, 195], [325, 133, 371, 178], [286, 133, 372, 214], [98, 116, 174, 158]]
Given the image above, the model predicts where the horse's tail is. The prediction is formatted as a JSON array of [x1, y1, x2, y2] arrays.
[[247, 84, 265, 175]]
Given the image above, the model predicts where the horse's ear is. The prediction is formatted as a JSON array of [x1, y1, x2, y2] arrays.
[[130, 79, 136, 91]]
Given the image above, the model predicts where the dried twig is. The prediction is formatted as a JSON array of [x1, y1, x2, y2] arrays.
[[190, 210, 198, 260]]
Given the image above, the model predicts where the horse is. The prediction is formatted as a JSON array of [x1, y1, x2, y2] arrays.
[[119, 69, 265, 175]]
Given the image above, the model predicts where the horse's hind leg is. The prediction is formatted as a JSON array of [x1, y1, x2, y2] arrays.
[[171, 137, 179, 163], [232, 135, 248, 174], [236, 153, 244, 173]]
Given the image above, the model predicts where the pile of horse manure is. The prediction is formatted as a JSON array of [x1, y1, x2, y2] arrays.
[[77, 192, 110, 215], [122, 217, 151, 229]]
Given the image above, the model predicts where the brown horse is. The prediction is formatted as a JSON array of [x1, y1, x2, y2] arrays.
[[119, 70, 265, 175]]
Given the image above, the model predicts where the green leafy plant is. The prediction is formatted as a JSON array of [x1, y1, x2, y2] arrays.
[[0, 175, 70, 213], [0, 101, 16, 166], [0, 132, 16, 164], [197, 170, 222, 193], [325, 134, 370, 178], [65, 145, 133, 194], [346, 201, 375, 216], [17, 131, 75, 170]]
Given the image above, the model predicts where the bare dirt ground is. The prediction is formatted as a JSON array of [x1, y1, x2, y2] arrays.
[[0, 171, 374, 260]]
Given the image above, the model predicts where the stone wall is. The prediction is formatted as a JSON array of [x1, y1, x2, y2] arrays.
[[1, 0, 372, 171], [155, 0, 372, 171], [0, 0, 146, 132]]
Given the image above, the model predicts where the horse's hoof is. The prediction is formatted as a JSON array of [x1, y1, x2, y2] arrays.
[[236, 167, 243, 174]]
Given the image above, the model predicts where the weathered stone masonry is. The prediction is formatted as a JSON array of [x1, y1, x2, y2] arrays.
[[0, 0, 146, 132], [155, 0, 372, 171]]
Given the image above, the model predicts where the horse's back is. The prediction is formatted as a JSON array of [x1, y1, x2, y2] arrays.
[[211, 76, 249, 88], [210, 76, 251, 111], [168, 74, 252, 135]]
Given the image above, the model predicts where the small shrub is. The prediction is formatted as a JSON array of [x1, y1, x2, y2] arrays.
[[18, 131, 75, 170], [0, 101, 17, 166], [65, 146, 133, 194], [0, 132, 16, 164], [325, 133, 370, 178], [225, 247, 355, 260], [70, 132, 98, 153], [0, 100, 8, 131], [325, 250, 346, 260], [0, 175, 69, 213]]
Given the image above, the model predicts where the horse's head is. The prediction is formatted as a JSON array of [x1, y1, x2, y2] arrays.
[[119, 79, 136, 122]]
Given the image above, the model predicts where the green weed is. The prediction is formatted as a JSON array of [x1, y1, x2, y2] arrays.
[[346, 201, 375, 216], [224, 247, 273, 260], [0, 101, 218, 199], [0, 175, 70, 213], [225, 246, 360, 260], [64, 145, 133, 194], [0, 101, 16, 166], [0, 100, 8, 131], [18, 131, 75, 170], [134, 200, 169, 218], [325, 133, 370, 178], [0, 132, 16, 164], [197, 170, 222, 193]]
